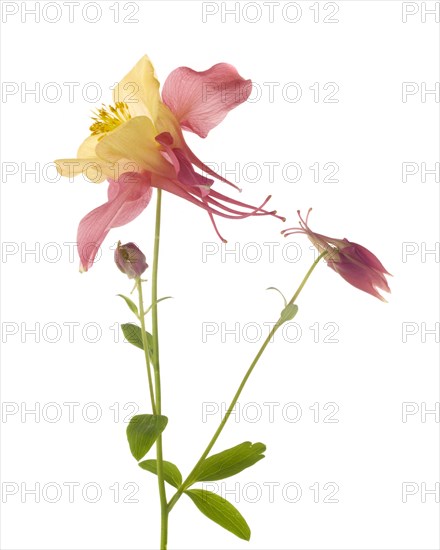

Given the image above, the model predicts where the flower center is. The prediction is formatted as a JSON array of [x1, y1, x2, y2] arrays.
[[89, 102, 131, 138]]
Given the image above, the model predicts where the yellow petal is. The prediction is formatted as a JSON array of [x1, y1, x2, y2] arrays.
[[95, 116, 173, 177], [77, 134, 100, 157], [113, 55, 161, 122], [54, 158, 107, 183], [155, 102, 184, 144]]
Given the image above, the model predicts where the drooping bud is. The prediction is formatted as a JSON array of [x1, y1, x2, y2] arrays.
[[115, 241, 148, 279], [282, 210, 391, 302]]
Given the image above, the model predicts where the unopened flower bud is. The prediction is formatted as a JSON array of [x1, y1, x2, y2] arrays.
[[115, 241, 148, 279], [282, 209, 391, 302]]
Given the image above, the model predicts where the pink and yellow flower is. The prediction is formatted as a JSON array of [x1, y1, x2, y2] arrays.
[[282, 209, 391, 301], [55, 56, 282, 271]]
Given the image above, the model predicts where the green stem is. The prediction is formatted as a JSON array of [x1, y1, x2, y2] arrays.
[[151, 189, 168, 550], [287, 250, 327, 306], [136, 279, 156, 415], [167, 250, 327, 513]]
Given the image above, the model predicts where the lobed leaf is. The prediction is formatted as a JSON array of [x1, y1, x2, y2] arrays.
[[138, 459, 182, 488], [121, 323, 153, 359], [193, 442, 266, 483], [185, 489, 250, 541], [126, 414, 168, 461]]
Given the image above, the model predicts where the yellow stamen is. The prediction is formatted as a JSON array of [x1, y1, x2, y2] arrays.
[[89, 102, 131, 138]]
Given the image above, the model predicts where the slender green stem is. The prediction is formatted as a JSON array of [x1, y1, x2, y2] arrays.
[[286, 251, 327, 306], [151, 189, 162, 378], [168, 323, 279, 512], [136, 279, 156, 415], [150, 189, 168, 550], [167, 250, 327, 513]]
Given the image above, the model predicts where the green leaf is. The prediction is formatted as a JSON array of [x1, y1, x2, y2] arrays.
[[193, 442, 266, 482], [117, 294, 139, 317], [144, 296, 173, 316], [280, 303, 299, 324], [121, 323, 144, 350], [138, 459, 182, 488], [146, 332, 154, 355], [126, 414, 168, 461], [121, 323, 153, 359], [266, 286, 287, 306], [185, 489, 250, 541]]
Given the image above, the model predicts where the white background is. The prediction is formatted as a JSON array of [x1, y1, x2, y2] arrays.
[[1, 1, 439, 549]]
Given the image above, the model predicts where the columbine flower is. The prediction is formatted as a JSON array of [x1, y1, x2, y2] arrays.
[[115, 241, 148, 279], [282, 209, 391, 301], [55, 56, 283, 271]]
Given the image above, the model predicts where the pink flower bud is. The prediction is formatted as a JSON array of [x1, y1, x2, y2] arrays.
[[282, 210, 391, 302], [115, 241, 148, 279]]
